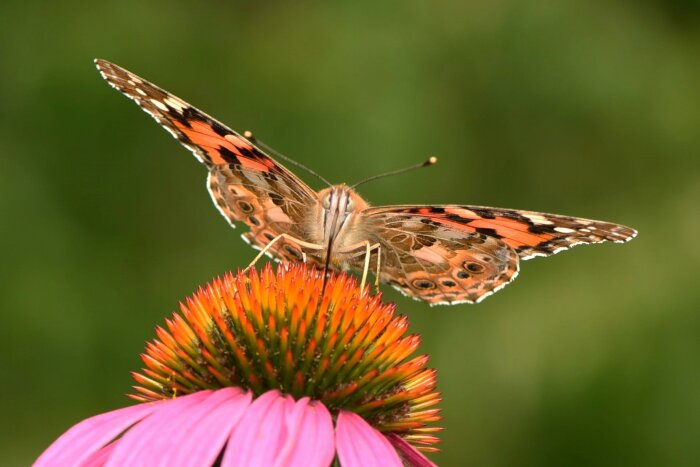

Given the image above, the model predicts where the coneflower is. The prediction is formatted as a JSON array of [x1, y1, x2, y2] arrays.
[[36, 263, 441, 466]]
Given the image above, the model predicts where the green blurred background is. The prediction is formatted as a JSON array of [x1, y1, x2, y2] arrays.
[[1, 1, 698, 465]]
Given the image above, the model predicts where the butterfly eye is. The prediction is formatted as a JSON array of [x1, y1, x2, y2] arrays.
[[322, 195, 331, 209], [346, 198, 355, 211]]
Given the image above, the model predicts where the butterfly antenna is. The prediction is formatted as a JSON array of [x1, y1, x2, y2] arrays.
[[244, 131, 333, 187], [351, 156, 438, 189]]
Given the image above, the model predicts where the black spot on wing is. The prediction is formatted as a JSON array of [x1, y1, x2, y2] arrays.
[[237, 200, 254, 213], [168, 108, 192, 129], [263, 172, 279, 182], [464, 262, 485, 273], [170, 107, 205, 129], [284, 245, 303, 260], [211, 121, 229, 137], [236, 145, 257, 160], [269, 192, 285, 206], [446, 214, 471, 223], [475, 227, 503, 239], [469, 208, 496, 219], [416, 235, 436, 247], [183, 106, 207, 121], [528, 224, 557, 234], [412, 279, 436, 290], [218, 147, 239, 164]]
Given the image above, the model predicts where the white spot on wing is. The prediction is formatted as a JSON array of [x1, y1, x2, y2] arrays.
[[164, 97, 187, 112], [522, 212, 553, 225], [151, 99, 168, 111], [444, 207, 478, 218]]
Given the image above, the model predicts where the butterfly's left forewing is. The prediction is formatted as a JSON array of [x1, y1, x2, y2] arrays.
[[95, 59, 318, 264]]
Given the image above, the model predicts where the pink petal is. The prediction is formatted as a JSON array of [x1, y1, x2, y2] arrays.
[[157, 387, 253, 467], [386, 433, 437, 467], [222, 390, 290, 467], [105, 390, 212, 466], [34, 399, 164, 467], [335, 411, 402, 467], [81, 442, 117, 467], [273, 398, 335, 467]]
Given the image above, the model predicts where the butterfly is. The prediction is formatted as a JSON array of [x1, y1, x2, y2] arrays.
[[95, 59, 637, 306]]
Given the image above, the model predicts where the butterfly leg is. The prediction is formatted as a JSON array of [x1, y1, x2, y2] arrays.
[[243, 233, 323, 272], [337, 241, 382, 293], [360, 242, 382, 292], [360, 241, 371, 292], [374, 245, 382, 292]]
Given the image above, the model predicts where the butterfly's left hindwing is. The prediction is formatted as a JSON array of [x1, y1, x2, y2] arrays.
[[95, 59, 318, 264], [350, 212, 520, 305], [356, 205, 636, 304]]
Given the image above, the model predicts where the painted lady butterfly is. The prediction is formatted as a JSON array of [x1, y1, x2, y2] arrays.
[[95, 59, 637, 305]]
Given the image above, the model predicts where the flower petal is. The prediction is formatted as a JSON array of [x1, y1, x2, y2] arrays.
[[386, 433, 437, 467], [222, 390, 290, 467], [336, 411, 402, 467], [34, 399, 163, 467], [273, 398, 335, 467], [158, 387, 252, 467], [81, 442, 116, 467], [105, 390, 212, 466]]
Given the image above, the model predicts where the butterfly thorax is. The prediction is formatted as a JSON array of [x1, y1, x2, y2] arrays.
[[311, 185, 369, 263]]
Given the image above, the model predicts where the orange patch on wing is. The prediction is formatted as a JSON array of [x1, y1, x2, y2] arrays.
[[224, 134, 253, 151], [224, 134, 276, 170], [470, 216, 554, 247], [237, 156, 270, 172], [490, 216, 532, 232], [173, 120, 235, 164]]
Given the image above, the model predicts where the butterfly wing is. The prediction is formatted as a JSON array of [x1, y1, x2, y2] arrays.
[[355, 205, 636, 305], [349, 210, 519, 305], [95, 59, 318, 263]]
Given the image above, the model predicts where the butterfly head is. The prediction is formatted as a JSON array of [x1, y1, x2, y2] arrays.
[[318, 185, 368, 245]]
